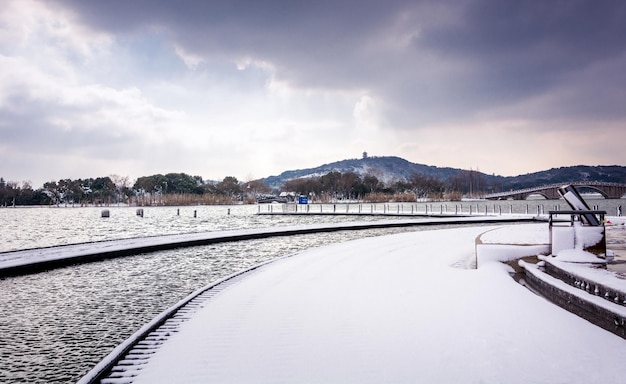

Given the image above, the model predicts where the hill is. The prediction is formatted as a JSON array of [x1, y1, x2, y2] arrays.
[[262, 156, 464, 189], [502, 165, 626, 190], [262, 156, 626, 192]]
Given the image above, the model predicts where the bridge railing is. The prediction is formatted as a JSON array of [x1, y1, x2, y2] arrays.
[[485, 181, 626, 199], [548, 210, 606, 227]]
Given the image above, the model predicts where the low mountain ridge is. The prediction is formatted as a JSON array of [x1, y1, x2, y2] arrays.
[[262, 156, 626, 191], [262, 156, 463, 189], [502, 165, 626, 190]]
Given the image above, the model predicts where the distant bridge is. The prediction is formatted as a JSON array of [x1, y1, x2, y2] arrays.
[[484, 181, 626, 200]]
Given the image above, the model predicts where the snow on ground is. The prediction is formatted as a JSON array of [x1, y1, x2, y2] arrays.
[[476, 223, 551, 265], [129, 225, 626, 384], [478, 223, 549, 245]]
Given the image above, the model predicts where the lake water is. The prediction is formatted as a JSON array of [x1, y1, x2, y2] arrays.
[[1, 199, 624, 383], [2, 199, 624, 253]]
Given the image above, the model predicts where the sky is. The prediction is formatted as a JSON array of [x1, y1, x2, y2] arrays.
[[1, 0, 625, 188]]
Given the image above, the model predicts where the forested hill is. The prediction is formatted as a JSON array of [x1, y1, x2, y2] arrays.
[[501, 165, 626, 190], [262, 156, 626, 191], [262, 156, 467, 189]]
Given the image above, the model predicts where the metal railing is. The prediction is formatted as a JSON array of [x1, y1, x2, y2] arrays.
[[548, 210, 606, 228]]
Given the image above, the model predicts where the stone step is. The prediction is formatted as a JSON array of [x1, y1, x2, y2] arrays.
[[520, 260, 626, 338]]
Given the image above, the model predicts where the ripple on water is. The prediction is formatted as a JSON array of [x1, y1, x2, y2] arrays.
[[0, 226, 429, 383]]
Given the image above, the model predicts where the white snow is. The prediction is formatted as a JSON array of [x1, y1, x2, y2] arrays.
[[478, 224, 549, 245], [476, 224, 551, 265], [553, 248, 604, 263], [544, 258, 626, 295], [120, 224, 626, 384], [551, 221, 606, 263], [521, 260, 626, 318]]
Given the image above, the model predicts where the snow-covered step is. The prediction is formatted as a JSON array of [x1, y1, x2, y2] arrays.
[[520, 260, 626, 338], [539, 256, 626, 306]]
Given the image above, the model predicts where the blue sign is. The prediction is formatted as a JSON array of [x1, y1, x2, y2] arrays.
[[298, 196, 308, 204]]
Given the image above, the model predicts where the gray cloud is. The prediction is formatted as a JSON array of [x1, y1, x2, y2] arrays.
[[413, 1, 626, 115], [2, 0, 625, 186], [55, 0, 626, 117]]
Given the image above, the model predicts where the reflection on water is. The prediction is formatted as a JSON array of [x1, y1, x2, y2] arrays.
[[0, 205, 403, 252], [1, 199, 624, 253]]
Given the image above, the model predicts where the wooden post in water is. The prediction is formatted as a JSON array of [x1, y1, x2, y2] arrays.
[[194, 210, 197, 218]]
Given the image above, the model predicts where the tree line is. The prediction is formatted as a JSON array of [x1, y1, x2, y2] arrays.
[[0, 173, 270, 207], [280, 171, 482, 202], [1, 169, 486, 206]]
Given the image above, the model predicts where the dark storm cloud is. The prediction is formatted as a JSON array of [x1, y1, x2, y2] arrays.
[[55, 0, 401, 85], [418, 1, 626, 99], [55, 0, 626, 121], [424, 0, 626, 61], [55, 0, 387, 48]]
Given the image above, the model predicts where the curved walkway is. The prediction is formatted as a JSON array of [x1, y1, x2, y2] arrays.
[[80, 224, 626, 384]]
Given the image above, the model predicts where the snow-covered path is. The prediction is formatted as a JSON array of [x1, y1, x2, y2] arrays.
[[106, 225, 626, 384]]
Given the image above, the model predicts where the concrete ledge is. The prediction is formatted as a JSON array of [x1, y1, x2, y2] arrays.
[[77, 258, 279, 384], [0, 216, 540, 277]]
